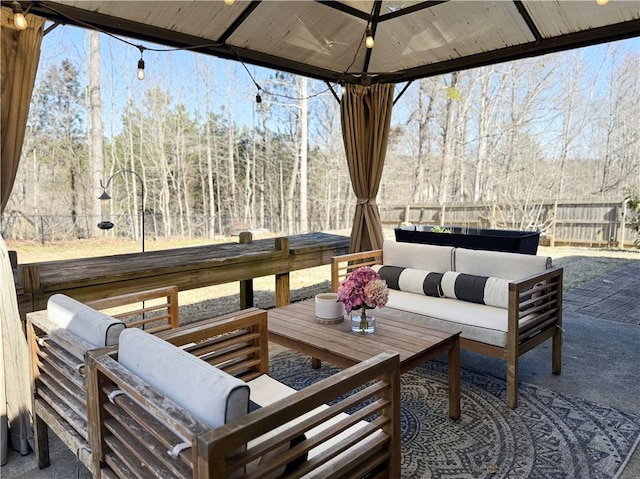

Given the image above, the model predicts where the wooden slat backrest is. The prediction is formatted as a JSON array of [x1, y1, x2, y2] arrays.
[[331, 249, 383, 292], [85, 285, 180, 332], [158, 308, 269, 382]]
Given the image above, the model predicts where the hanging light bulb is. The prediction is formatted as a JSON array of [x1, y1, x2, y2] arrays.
[[137, 57, 145, 80], [365, 26, 375, 49], [223, 0, 235, 5], [596, 0, 609, 4], [255, 89, 263, 112], [12, 1, 28, 30]]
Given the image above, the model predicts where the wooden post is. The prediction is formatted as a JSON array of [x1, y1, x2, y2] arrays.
[[618, 199, 627, 249], [550, 200, 558, 248], [404, 204, 411, 225], [274, 237, 290, 307], [18, 264, 40, 316], [239, 231, 254, 309], [490, 202, 497, 229], [19, 264, 40, 294]]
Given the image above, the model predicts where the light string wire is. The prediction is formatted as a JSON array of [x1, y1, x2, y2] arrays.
[[36, 1, 351, 103], [334, 0, 377, 86]]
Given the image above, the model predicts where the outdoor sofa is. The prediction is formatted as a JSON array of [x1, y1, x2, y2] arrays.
[[332, 240, 563, 409]]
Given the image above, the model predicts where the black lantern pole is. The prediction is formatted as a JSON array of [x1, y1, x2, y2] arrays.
[[98, 170, 145, 252]]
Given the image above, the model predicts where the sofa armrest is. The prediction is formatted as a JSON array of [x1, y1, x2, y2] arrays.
[[331, 249, 383, 292], [507, 266, 563, 344], [86, 347, 401, 479], [85, 285, 179, 333]]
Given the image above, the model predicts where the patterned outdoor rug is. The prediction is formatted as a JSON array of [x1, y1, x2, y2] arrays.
[[269, 350, 640, 479]]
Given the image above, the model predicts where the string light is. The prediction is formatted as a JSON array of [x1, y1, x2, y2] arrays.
[[223, 0, 235, 5], [12, 1, 28, 30], [36, 1, 345, 101], [365, 25, 375, 49], [136, 45, 145, 80], [596, 0, 609, 4], [255, 88, 264, 112]]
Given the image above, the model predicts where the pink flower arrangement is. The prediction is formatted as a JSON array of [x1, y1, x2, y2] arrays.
[[337, 266, 389, 314]]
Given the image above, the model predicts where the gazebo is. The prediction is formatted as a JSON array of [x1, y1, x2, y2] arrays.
[[2, 0, 640, 464], [3, 0, 640, 251]]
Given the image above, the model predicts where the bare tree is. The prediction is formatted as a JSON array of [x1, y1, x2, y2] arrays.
[[89, 31, 104, 233]]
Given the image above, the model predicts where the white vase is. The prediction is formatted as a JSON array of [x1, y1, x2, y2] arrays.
[[315, 293, 344, 324]]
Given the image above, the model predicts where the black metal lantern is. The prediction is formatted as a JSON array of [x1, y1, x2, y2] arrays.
[[97, 170, 145, 251], [97, 189, 114, 230]]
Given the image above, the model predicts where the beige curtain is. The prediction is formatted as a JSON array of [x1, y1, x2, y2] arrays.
[[340, 83, 395, 253], [1, 233, 32, 462], [1, 8, 45, 214]]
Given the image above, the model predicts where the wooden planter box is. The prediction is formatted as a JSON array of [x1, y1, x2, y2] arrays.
[[395, 226, 540, 255]]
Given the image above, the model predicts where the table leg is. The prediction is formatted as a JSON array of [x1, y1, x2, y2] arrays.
[[311, 357, 321, 369], [448, 336, 461, 420]]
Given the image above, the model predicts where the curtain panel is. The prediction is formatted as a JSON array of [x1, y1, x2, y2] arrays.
[[1, 8, 45, 213], [340, 83, 395, 253]]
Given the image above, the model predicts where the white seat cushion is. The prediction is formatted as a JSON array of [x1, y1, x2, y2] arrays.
[[118, 328, 249, 429], [384, 290, 509, 347], [47, 294, 125, 348], [246, 374, 377, 475]]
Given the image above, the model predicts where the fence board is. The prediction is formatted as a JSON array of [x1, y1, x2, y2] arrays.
[[381, 200, 634, 248]]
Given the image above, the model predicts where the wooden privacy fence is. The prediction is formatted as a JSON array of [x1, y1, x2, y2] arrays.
[[379, 199, 634, 248]]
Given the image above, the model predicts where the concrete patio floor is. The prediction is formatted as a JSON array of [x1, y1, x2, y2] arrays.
[[2, 261, 639, 478]]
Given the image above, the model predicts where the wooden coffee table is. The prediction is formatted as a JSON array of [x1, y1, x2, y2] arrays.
[[267, 300, 461, 419]]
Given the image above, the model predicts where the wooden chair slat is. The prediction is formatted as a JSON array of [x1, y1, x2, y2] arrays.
[[101, 384, 193, 462], [104, 416, 191, 478]]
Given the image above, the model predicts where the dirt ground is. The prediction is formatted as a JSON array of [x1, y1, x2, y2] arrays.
[[7, 233, 639, 323]]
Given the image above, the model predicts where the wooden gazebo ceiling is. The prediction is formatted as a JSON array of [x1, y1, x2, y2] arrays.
[[17, 1, 640, 85]]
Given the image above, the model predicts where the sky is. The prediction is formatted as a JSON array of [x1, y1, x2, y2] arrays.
[[34, 19, 640, 140]]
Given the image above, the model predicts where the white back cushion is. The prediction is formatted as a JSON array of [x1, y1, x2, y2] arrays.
[[382, 240, 454, 272], [118, 328, 249, 429], [47, 294, 125, 347], [454, 248, 551, 279]]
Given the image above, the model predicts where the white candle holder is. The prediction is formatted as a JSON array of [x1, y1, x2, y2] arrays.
[[315, 293, 344, 324]]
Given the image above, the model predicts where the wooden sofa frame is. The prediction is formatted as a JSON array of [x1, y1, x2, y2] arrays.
[[26, 285, 179, 470], [332, 249, 563, 409], [85, 309, 402, 478]]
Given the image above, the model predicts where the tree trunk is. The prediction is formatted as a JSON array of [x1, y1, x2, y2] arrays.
[[227, 64, 236, 217], [299, 77, 309, 233], [89, 31, 104, 234], [439, 72, 459, 205]]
